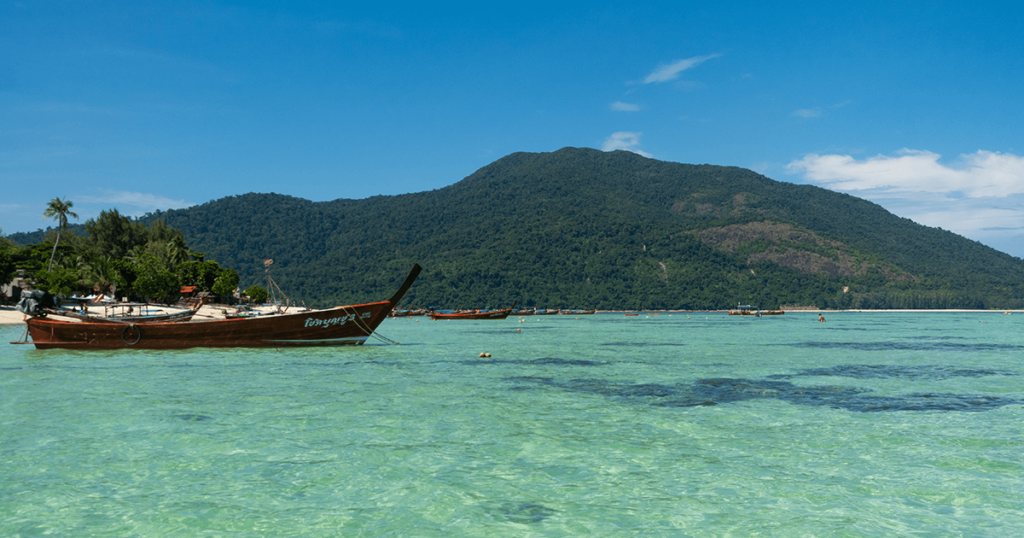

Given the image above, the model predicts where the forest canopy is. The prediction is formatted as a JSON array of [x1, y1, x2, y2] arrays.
[[3, 209, 242, 304]]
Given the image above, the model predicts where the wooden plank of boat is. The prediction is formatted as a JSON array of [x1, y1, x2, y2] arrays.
[[16, 264, 422, 350]]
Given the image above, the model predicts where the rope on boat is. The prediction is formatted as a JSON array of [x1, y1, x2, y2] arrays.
[[341, 306, 400, 345]]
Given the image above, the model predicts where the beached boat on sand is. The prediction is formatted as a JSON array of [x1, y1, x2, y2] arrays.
[[13, 265, 421, 350]]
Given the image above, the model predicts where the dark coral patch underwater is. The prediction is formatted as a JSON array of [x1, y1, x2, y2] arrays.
[[506, 371, 1021, 413]]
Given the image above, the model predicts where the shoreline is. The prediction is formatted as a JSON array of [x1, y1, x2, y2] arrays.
[[2, 305, 1019, 326], [598, 307, 1015, 311]]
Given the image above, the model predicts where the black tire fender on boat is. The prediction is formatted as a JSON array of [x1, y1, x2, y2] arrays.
[[122, 324, 142, 346]]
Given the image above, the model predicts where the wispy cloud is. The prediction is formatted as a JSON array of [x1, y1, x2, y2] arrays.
[[786, 149, 1024, 257], [793, 101, 850, 119], [601, 132, 653, 158], [643, 54, 721, 84], [793, 108, 822, 118], [76, 189, 196, 216], [0, 191, 197, 235], [610, 101, 641, 112]]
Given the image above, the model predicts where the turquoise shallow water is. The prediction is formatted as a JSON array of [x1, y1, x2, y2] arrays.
[[2, 312, 1022, 536]]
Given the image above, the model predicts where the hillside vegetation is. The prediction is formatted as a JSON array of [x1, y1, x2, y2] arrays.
[[12, 148, 1024, 309]]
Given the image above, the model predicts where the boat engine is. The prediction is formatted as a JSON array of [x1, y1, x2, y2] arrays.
[[15, 290, 59, 317]]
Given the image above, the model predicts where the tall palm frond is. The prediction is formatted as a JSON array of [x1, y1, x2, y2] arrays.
[[43, 197, 79, 271]]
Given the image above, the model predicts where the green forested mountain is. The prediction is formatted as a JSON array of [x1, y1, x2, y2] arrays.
[[13, 148, 1024, 309]]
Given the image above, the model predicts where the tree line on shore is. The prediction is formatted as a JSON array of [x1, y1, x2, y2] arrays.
[[0, 199, 269, 305]]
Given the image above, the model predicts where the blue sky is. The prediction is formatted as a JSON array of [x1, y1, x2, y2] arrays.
[[2, 1, 1022, 258]]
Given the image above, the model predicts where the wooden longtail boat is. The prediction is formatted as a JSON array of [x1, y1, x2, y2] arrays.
[[15, 264, 421, 350], [428, 302, 516, 320], [561, 309, 596, 315]]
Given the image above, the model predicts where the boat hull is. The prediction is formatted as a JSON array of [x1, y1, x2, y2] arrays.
[[26, 302, 392, 350], [21, 264, 422, 350]]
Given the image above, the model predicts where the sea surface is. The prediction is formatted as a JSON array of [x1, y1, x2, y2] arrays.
[[2, 312, 1022, 536]]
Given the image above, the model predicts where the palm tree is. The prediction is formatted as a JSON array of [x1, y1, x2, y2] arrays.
[[168, 234, 191, 267], [81, 254, 118, 294], [43, 197, 79, 271]]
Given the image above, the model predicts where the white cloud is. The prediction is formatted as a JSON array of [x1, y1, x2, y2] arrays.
[[786, 149, 1024, 198], [786, 149, 1024, 257], [610, 101, 641, 112], [643, 54, 721, 84], [910, 205, 1024, 234], [883, 193, 1024, 257], [601, 132, 653, 158]]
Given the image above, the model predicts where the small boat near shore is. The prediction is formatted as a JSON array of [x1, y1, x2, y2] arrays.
[[728, 304, 784, 316], [12, 264, 422, 350], [389, 308, 428, 317], [533, 308, 560, 315]]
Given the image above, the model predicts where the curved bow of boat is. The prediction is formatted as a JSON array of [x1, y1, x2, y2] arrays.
[[388, 264, 423, 308]]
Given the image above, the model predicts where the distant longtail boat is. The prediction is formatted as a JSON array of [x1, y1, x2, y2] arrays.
[[428, 302, 516, 320]]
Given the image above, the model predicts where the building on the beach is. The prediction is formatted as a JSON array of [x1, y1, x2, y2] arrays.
[[2, 270, 27, 305]]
